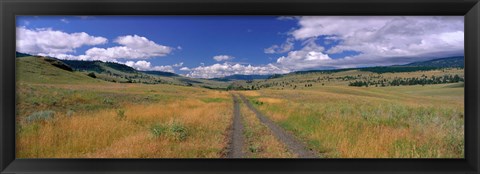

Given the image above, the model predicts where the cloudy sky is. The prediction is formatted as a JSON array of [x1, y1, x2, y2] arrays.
[[16, 16, 464, 78]]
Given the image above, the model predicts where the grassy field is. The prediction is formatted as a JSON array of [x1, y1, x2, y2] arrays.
[[240, 83, 464, 158], [16, 82, 233, 158], [16, 56, 464, 158], [16, 57, 233, 158]]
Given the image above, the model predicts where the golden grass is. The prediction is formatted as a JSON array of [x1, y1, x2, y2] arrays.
[[309, 116, 412, 158], [312, 117, 458, 158], [250, 84, 464, 158], [17, 88, 232, 158], [240, 91, 261, 97], [239, 98, 294, 158], [16, 66, 464, 158]]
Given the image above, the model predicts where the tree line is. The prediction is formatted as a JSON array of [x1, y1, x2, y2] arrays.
[[349, 74, 464, 87]]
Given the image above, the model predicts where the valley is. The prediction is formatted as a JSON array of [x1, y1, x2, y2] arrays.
[[16, 54, 464, 158]]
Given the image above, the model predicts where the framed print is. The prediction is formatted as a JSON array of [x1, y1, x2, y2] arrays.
[[1, 0, 479, 173]]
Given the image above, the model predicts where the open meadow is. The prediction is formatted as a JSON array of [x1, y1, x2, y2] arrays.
[[17, 82, 233, 158], [239, 82, 464, 158], [16, 55, 464, 158]]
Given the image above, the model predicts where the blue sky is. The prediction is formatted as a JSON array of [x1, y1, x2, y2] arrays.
[[16, 16, 464, 78]]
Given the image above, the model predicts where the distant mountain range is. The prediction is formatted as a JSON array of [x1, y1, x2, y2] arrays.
[[212, 56, 464, 80], [210, 74, 272, 82], [403, 56, 464, 68], [289, 56, 464, 76]]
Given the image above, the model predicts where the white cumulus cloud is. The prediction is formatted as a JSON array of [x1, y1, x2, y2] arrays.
[[27, 34, 174, 63], [180, 67, 191, 71], [125, 60, 151, 70], [172, 62, 184, 67], [124, 60, 175, 73], [273, 16, 464, 71], [84, 35, 173, 61], [16, 27, 107, 55], [213, 55, 234, 62], [276, 40, 337, 70], [185, 63, 289, 78]]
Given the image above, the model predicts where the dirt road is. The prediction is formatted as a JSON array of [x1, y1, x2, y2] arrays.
[[238, 94, 318, 158]]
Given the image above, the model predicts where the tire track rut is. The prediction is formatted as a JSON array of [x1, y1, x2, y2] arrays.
[[227, 94, 244, 158]]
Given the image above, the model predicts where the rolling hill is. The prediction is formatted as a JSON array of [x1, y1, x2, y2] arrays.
[[16, 56, 107, 84], [282, 56, 465, 77], [16, 52, 32, 58], [15, 53, 230, 88], [62, 60, 137, 74], [16, 51, 464, 90], [226, 56, 465, 90]]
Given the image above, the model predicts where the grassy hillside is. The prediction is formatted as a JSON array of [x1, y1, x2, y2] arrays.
[[16, 56, 106, 84], [62, 60, 137, 74], [270, 56, 464, 79], [13, 54, 229, 89], [229, 68, 464, 90], [16, 52, 32, 58], [62, 59, 181, 84]]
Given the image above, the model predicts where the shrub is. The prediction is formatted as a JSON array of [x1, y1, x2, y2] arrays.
[[87, 72, 96, 78], [66, 110, 74, 117], [252, 100, 264, 106], [249, 144, 262, 153], [116, 109, 126, 120], [150, 124, 167, 137], [103, 98, 114, 105], [170, 122, 188, 141], [150, 121, 188, 141], [360, 111, 369, 121], [25, 110, 55, 123]]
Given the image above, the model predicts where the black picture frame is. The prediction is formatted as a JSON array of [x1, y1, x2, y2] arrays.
[[1, 0, 479, 173]]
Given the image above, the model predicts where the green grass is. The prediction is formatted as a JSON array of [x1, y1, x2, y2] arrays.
[[150, 121, 188, 141], [25, 110, 55, 123], [16, 57, 106, 84], [16, 83, 180, 121], [444, 82, 464, 88], [200, 97, 229, 103]]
